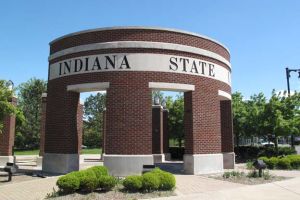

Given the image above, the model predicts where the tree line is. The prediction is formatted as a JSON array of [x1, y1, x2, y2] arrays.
[[233, 90, 300, 151]]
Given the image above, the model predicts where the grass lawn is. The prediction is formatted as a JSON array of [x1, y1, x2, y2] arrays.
[[14, 148, 102, 155]]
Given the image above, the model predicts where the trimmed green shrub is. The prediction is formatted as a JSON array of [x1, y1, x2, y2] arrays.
[[277, 157, 291, 169], [123, 175, 143, 191], [88, 166, 109, 178], [268, 157, 279, 169], [150, 168, 176, 190], [56, 174, 80, 193], [142, 172, 160, 191], [287, 155, 300, 169], [80, 175, 98, 192], [98, 175, 117, 191]]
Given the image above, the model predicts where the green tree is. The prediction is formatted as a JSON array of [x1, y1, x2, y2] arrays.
[[232, 92, 248, 147], [83, 93, 106, 148], [17, 78, 47, 149], [0, 80, 20, 133], [168, 94, 184, 147]]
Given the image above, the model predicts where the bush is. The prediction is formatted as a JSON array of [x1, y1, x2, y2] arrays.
[[223, 171, 245, 179], [56, 174, 80, 193], [80, 175, 98, 192], [287, 155, 300, 169], [277, 157, 291, 169], [98, 175, 117, 191], [150, 168, 176, 190], [123, 175, 143, 191], [88, 166, 109, 178], [235, 146, 296, 162], [247, 170, 259, 178], [142, 172, 160, 191]]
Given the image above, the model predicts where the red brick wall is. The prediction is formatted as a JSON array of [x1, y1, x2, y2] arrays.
[[45, 27, 232, 156], [0, 97, 17, 156], [77, 103, 83, 154], [39, 96, 47, 156], [50, 28, 230, 61], [220, 100, 234, 153], [163, 110, 169, 153], [152, 106, 163, 154]]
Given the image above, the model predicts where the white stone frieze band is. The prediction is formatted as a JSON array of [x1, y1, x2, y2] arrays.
[[48, 41, 231, 68], [49, 53, 231, 86]]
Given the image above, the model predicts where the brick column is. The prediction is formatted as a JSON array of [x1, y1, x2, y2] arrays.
[[220, 100, 234, 169], [184, 90, 224, 174], [77, 103, 83, 155], [152, 106, 163, 154], [163, 109, 169, 153], [103, 84, 153, 176], [102, 110, 106, 155], [42, 89, 81, 174], [39, 93, 47, 156], [0, 97, 17, 165]]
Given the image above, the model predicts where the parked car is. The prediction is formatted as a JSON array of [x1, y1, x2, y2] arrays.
[[260, 142, 275, 147], [81, 145, 87, 149]]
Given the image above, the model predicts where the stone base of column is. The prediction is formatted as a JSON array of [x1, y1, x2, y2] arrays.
[[153, 154, 165, 163], [36, 156, 43, 167], [223, 152, 235, 169], [42, 153, 79, 174], [103, 154, 153, 177], [184, 154, 224, 174], [164, 153, 171, 161], [0, 156, 14, 166]]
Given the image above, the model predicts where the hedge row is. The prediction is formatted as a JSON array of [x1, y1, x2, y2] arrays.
[[56, 166, 116, 194], [235, 146, 296, 161], [259, 155, 300, 170], [123, 168, 176, 192]]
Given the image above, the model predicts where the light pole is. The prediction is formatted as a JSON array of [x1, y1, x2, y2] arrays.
[[285, 67, 300, 148]]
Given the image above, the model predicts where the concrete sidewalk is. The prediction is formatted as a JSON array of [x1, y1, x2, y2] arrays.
[[0, 176, 58, 200], [152, 177, 300, 200]]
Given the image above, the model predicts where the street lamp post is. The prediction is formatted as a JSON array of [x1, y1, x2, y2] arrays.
[[285, 67, 300, 148]]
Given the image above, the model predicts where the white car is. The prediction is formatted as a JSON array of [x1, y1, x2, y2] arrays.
[[260, 142, 275, 147]]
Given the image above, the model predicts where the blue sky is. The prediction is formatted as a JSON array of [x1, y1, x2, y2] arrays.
[[1, 0, 300, 99]]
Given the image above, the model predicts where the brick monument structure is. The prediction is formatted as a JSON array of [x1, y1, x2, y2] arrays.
[[43, 26, 234, 175], [0, 97, 17, 166]]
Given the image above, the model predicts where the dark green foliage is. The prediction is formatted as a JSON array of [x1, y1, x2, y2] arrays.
[[287, 155, 300, 169], [150, 168, 176, 190], [259, 155, 300, 170], [80, 175, 98, 192], [98, 175, 117, 191], [123, 175, 143, 191], [88, 166, 108, 178], [56, 174, 80, 193], [142, 172, 160, 191], [83, 93, 106, 148], [277, 157, 291, 169], [235, 146, 296, 162], [16, 78, 47, 149]]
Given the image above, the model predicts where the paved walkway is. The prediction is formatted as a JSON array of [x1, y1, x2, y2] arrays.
[[151, 177, 300, 200], [1, 160, 300, 200], [0, 176, 58, 200]]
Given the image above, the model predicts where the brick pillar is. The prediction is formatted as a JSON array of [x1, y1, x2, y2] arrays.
[[0, 97, 17, 165], [0, 97, 17, 156], [152, 105, 163, 155], [163, 109, 169, 154], [77, 103, 83, 154], [103, 84, 153, 176], [220, 100, 235, 169], [39, 93, 47, 156], [43, 89, 81, 174], [102, 110, 106, 155], [184, 91, 193, 154], [184, 90, 224, 174]]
